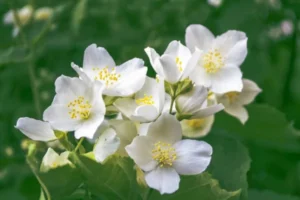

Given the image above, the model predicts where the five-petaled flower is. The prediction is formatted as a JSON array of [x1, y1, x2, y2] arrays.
[[126, 113, 212, 194], [185, 24, 248, 93], [43, 75, 106, 139]]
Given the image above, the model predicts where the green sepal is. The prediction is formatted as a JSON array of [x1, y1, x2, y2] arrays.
[[54, 130, 74, 151], [175, 78, 193, 97], [176, 113, 193, 121], [103, 95, 119, 106]]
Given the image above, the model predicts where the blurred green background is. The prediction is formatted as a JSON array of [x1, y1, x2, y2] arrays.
[[1, 0, 300, 199]]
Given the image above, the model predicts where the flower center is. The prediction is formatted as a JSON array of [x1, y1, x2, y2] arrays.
[[175, 57, 183, 72], [93, 67, 121, 87], [67, 96, 92, 120], [136, 94, 155, 105], [226, 92, 239, 104], [202, 49, 224, 73], [152, 141, 177, 167], [185, 119, 205, 128]]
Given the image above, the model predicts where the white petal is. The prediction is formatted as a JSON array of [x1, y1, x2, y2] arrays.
[[185, 24, 215, 52], [164, 41, 191, 60], [135, 77, 165, 114], [192, 103, 224, 119], [71, 62, 92, 83], [224, 106, 249, 124], [53, 76, 88, 103], [176, 85, 207, 114], [147, 113, 182, 144], [109, 120, 137, 156], [137, 122, 151, 136], [225, 38, 248, 66], [43, 105, 81, 131], [83, 44, 115, 70], [3, 11, 13, 24], [181, 48, 203, 80], [145, 47, 164, 77], [15, 118, 56, 141], [189, 64, 212, 88], [181, 116, 214, 138], [134, 105, 159, 122], [125, 136, 157, 171], [58, 152, 71, 166], [213, 30, 247, 56], [173, 140, 212, 175], [145, 167, 180, 195], [114, 98, 138, 119], [210, 66, 243, 93], [74, 114, 104, 139], [160, 54, 181, 84], [112, 67, 147, 96], [94, 128, 120, 163], [237, 79, 262, 105], [42, 148, 59, 167]]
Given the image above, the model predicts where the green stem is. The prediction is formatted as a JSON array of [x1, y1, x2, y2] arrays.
[[74, 138, 85, 153], [9, 1, 42, 117], [169, 97, 175, 114], [282, 12, 298, 108]]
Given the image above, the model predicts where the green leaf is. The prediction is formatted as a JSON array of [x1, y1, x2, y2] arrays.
[[214, 104, 300, 153], [71, 0, 88, 34], [205, 133, 251, 200], [69, 153, 140, 200], [148, 172, 240, 200], [38, 165, 83, 199], [248, 189, 300, 200]]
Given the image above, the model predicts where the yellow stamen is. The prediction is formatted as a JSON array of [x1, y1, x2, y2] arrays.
[[226, 92, 239, 104], [67, 96, 92, 119], [185, 119, 206, 129], [93, 66, 121, 87], [202, 49, 224, 73], [136, 94, 155, 105], [152, 141, 177, 167], [175, 56, 183, 72]]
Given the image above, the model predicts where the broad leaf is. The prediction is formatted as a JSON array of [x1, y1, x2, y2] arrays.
[[205, 133, 251, 200], [249, 189, 300, 200], [148, 172, 240, 200]]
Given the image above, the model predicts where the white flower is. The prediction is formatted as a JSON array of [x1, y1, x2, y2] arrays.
[[43, 75, 105, 139], [34, 7, 53, 21], [208, 0, 223, 7], [176, 85, 224, 119], [71, 44, 147, 97], [216, 79, 262, 124], [3, 5, 33, 37], [93, 120, 137, 163], [15, 117, 56, 141], [40, 148, 71, 172], [181, 116, 214, 138], [185, 24, 248, 93], [125, 113, 212, 194], [145, 41, 201, 84], [114, 77, 165, 123]]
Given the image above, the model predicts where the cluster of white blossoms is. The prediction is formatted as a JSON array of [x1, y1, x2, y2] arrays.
[[3, 5, 53, 37], [15, 24, 261, 195]]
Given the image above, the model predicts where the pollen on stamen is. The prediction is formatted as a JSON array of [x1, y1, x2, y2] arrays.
[[135, 94, 155, 105], [202, 49, 224, 73], [152, 141, 177, 167], [175, 56, 183, 72], [93, 66, 121, 87], [225, 92, 239, 104], [67, 96, 92, 120]]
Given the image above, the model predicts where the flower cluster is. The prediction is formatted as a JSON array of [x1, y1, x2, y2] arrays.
[[15, 24, 261, 195]]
